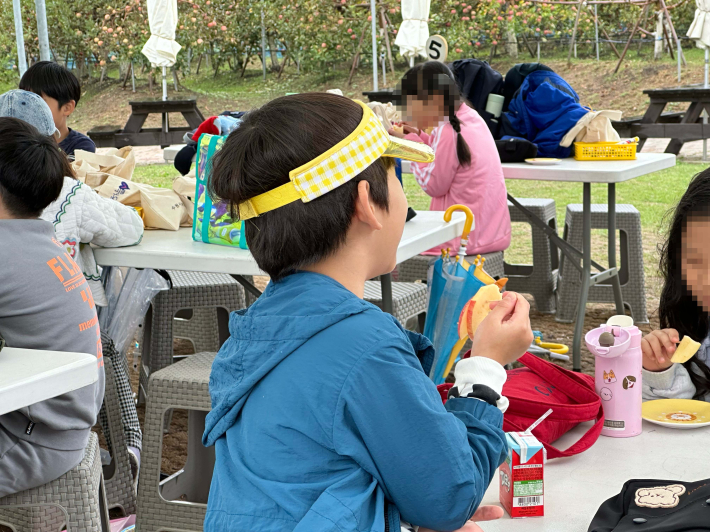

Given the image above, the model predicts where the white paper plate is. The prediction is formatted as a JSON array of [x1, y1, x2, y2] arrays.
[[525, 158, 562, 166]]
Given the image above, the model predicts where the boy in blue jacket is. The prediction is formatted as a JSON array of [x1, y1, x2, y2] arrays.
[[202, 93, 534, 532]]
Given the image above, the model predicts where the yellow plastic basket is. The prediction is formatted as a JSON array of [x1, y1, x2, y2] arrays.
[[574, 141, 637, 161]]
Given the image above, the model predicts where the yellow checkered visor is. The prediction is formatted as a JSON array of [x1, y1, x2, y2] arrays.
[[237, 100, 434, 220]]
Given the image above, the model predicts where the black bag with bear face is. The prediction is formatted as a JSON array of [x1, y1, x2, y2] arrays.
[[589, 478, 710, 531]]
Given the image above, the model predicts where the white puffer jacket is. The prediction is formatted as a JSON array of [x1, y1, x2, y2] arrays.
[[40, 176, 144, 306]]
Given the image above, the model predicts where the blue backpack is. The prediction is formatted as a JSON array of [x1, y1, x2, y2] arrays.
[[504, 70, 588, 159]]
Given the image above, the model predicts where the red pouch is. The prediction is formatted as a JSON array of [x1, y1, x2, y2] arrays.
[[437, 352, 603, 459]]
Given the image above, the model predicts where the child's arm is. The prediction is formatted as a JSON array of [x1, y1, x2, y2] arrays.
[[334, 345, 507, 532], [643, 364, 696, 401], [407, 126, 460, 198], [75, 182, 144, 247]]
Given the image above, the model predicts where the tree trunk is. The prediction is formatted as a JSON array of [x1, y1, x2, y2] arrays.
[[506, 27, 519, 59], [268, 35, 280, 71], [196, 53, 203, 75]]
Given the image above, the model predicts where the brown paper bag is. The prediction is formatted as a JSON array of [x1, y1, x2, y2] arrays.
[[97, 175, 184, 231], [72, 147, 136, 189], [172, 175, 196, 227]]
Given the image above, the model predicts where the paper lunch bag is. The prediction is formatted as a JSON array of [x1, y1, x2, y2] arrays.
[[192, 134, 248, 249]]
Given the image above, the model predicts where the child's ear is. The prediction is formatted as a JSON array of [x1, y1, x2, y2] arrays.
[[353, 180, 383, 231], [61, 100, 76, 116]]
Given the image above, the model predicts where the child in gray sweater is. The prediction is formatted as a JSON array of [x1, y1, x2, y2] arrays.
[[0, 117, 104, 496], [641, 169, 710, 403]]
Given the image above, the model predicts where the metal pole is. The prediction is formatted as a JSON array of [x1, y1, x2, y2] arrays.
[[595, 4, 600, 61], [370, 0, 378, 91], [131, 61, 136, 92], [162, 66, 167, 101], [34, 0, 50, 62], [12, 0, 28, 76], [703, 111, 708, 162], [381, 54, 386, 86], [260, 3, 267, 81], [677, 37, 681, 83], [537, 40, 540, 61], [705, 46, 709, 88], [574, 42, 577, 59]]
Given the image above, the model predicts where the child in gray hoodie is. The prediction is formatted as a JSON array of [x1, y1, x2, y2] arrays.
[[0, 117, 104, 496]]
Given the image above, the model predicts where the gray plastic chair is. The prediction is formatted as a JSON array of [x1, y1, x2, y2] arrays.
[[556, 204, 647, 323], [363, 280, 427, 330], [397, 251, 505, 283], [0, 433, 110, 532], [504, 198, 558, 314], [138, 270, 245, 405], [135, 352, 216, 532]]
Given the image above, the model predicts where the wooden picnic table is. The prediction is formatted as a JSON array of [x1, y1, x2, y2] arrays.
[[613, 86, 710, 155], [88, 99, 205, 149]]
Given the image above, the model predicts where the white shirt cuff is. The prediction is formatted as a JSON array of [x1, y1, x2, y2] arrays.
[[454, 357, 509, 412]]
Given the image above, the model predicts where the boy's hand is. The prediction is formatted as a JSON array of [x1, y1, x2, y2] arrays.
[[418, 505, 504, 532], [641, 329, 679, 372], [470, 292, 533, 367]]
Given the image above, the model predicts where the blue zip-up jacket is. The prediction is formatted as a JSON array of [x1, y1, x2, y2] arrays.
[[202, 272, 508, 532]]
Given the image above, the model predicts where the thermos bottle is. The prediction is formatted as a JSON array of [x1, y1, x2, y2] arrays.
[[584, 315, 643, 438]]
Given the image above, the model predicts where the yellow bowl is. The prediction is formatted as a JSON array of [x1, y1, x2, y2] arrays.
[[642, 399, 710, 429]]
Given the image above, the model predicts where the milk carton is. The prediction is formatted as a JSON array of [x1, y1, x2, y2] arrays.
[[499, 432, 545, 518]]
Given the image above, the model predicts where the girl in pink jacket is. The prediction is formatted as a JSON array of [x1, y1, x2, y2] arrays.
[[392, 62, 511, 257]]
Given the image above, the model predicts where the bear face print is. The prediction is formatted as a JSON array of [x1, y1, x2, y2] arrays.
[[635, 485, 686, 508], [600, 387, 613, 401]]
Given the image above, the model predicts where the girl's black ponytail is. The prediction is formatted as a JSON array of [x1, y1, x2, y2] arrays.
[[396, 61, 472, 167], [449, 114, 471, 167]]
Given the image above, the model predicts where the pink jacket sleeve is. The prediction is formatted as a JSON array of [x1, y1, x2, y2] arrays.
[[406, 125, 460, 198]]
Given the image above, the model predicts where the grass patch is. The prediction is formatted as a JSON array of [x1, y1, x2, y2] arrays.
[[132, 164, 180, 189]]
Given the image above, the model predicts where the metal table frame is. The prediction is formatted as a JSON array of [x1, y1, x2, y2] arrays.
[[508, 186, 624, 371]]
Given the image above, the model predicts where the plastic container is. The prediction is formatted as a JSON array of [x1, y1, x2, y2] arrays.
[[574, 141, 637, 161], [585, 316, 643, 438], [485, 94, 505, 118]]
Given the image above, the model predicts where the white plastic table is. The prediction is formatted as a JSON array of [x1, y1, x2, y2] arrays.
[[479, 421, 710, 531], [501, 153, 676, 370], [0, 347, 99, 416], [94, 210, 466, 311]]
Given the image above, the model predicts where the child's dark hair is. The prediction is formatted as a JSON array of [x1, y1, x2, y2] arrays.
[[0, 117, 70, 218], [659, 168, 710, 399], [19, 61, 82, 108], [396, 61, 471, 167], [208, 93, 392, 281]]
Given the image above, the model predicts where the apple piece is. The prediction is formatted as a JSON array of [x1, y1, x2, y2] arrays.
[[466, 284, 503, 340]]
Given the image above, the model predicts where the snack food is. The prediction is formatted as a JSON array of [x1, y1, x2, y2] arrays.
[[670, 336, 701, 364], [457, 284, 503, 340]]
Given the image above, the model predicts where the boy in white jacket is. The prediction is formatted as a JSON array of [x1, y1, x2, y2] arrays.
[[0, 89, 145, 476]]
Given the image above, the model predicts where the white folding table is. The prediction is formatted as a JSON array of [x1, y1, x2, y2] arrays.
[[0, 347, 99, 416], [501, 153, 676, 370], [94, 210, 466, 312], [480, 421, 710, 531]]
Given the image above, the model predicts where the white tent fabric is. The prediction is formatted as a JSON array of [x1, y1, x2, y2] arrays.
[[688, 0, 710, 49], [142, 0, 181, 67], [394, 0, 431, 60]]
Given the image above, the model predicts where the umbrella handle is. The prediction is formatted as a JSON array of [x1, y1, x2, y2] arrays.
[[444, 204, 474, 240], [444, 205, 474, 264]]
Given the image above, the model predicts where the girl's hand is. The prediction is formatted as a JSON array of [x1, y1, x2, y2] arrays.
[[388, 127, 406, 139], [641, 329, 680, 372], [471, 292, 533, 367], [418, 506, 504, 532], [402, 124, 420, 135]]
